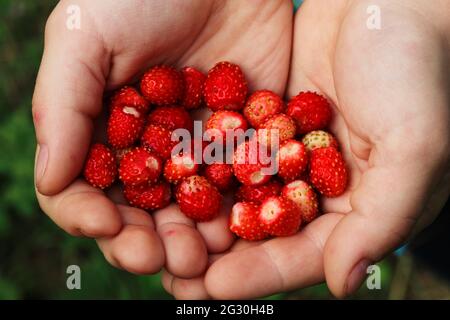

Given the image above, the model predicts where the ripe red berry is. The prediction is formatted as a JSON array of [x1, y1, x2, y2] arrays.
[[257, 113, 296, 148], [229, 202, 268, 241], [235, 180, 282, 205], [232, 141, 273, 186], [109, 86, 150, 113], [309, 147, 348, 197], [140, 65, 184, 105], [83, 144, 117, 189], [163, 152, 200, 184], [259, 196, 302, 237], [203, 163, 235, 191], [118, 147, 162, 186], [203, 61, 248, 111], [302, 130, 338, 152], [114, 147, 132, 165], [147, 105, 193, 132], [181, 66, 206, 110], [141, 124, 177, 160], [175, 175, 222, 222], [243, 90, 284, 128], [205, 110, 248, 144], [287, 92, 332, 135], [107, 106, 145, 149], [124, 181, 172, 211], [282, 180, 319, 223], [276, 139, 308, 182]]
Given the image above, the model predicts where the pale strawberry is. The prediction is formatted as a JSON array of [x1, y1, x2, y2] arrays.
[[282, 180, 319, 223], [243, 90, 284, 128], [229, 202, 268, 241], [259, 196, 302, 236], [302, 130, 338, 152]]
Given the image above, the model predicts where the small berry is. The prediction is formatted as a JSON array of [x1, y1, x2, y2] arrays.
[[205, 110, 248, 144], [302, 130, 338, 152], [244, 90, 284, 128], [83, 144, 117, 189], [232, 141, 272, 186], [287, 91, 332, 135], [203, 61, 248, 111], [181, 66, 206, 109], [147, 105, 193, 132], [276, 139, 308, 182], [107, 106, 145, 149], [163, 152, 199, 184], [141, 124, 177, 160], [124, 181, 172, 211], [259, 196, 302, 237], [140, 65, 184, 105], [109, 86, 150, 113], [235, 180, 282, 204], [203, 163, 235, 191], [118, 147, 162, 186], [282, 180, 319, 223], [257, 113, 296, 148], [229, 202, 268, 241]]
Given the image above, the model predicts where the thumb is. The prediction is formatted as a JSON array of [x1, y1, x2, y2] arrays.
[[32, 4, 108, 195], [323, 140, 447, 298]]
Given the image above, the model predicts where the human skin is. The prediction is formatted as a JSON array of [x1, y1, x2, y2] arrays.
[[33, 0, 449, 299], [162, 0, 450, 299]]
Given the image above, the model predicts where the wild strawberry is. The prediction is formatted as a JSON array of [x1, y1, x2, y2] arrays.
[[141, 124, 177, 160], [229, 202, 268, 241], [147, 105, 193, 132], [243, 90, 284, 128], [232, 141, 272, 186], [175, 175, 222, 222], [235, 180, 282, 205], [203, 163, 235, 191], [203, 61, 248, 111], [163, 152, 199, 184], [276, 139, 308, 182], [205, 110, 248, 144], [302, 130, 338, 152], [107, 106, 145, 149], [140, 65, 184, 105], [259, 196, 302, 236], [287, 92, 332, 135], [109, 86, 150, 113], [124, 181, 172, 211], [114, 147, 132, 165], [181, 66, 206, 109], [257, 113, 296, 148], [282, 180, 319, 223], [83, 144, 117, 189], [118, 147, 162, 186], [309, 147, 348, 197]]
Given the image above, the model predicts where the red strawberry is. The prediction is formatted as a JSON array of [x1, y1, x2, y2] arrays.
[[257, 113, 296, 148], [203, 163, 235, 191], [203, 61, 248, 111], [124, 181, 171, 211], [302, 130, 338, 152], [259, 196, 302, 236], [287, 91, 332, 135], [205, 110, 248, 144], [114, 147, 132, 165], [141, 124, 177, 160], [175, 175, 222, 222], [163, 152, 200, 184], [107, 106, 145, 149], [181, 66, 206, 109], [229, 202, 268, 241], [109, 86, 150, 113], [244, 90, 284, 128], [235, 180, 282, 205], [83, 143, 117, 189], [147, 105, 193, 132], [118, 147, 162, 186], [232, 141, 272, 186], [309, 147, 348, 197], [276, 139, 308, 182], [140, 65, 184, 105], [282, 180, 319, 223]]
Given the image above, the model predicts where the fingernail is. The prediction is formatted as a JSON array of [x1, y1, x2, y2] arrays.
[[346, 259, 372, 296], [35, 144, 48, 186]]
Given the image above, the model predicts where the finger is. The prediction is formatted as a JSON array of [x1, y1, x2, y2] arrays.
[[196, 194, 235, 253], [97, 205, 164, 275], [162, 269, 210, 300], [36, 179, 121, 237], [33, 4, 108, 195], [204, 213, 342, 299], [154, 204, 208, 278]]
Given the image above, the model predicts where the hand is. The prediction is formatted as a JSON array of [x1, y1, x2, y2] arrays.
[[33, 0, 293, 280], [162, 0, 450, 299]]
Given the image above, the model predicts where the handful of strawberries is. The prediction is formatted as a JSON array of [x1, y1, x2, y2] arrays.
[[83, 61, 348, 241]]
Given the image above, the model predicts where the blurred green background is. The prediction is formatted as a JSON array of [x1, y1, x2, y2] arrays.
[[0, 0, 448, 300]]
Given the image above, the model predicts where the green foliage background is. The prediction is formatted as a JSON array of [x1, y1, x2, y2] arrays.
[[0, 0, 447, 300]]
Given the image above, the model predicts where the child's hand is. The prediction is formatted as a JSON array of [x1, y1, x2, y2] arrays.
[[163, 0, 450, 299], [33, 0, 293, 279]]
